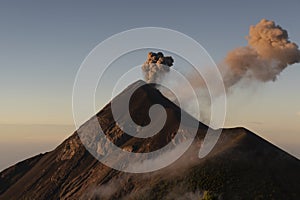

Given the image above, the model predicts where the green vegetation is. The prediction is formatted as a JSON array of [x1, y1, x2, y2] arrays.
[[202, 191, 218, 200]]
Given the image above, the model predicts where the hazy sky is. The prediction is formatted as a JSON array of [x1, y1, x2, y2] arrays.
[[0, 0, 300, 169]]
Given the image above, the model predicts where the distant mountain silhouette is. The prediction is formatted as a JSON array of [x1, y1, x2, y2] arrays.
[[1, 80, 299, 200]]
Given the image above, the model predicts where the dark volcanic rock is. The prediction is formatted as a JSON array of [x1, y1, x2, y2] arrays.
[[1, 80, 299, 200]]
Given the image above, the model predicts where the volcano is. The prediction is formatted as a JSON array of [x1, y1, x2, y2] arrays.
[[0, 80, 299, 200]]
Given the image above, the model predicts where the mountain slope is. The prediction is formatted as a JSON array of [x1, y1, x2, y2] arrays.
[[0, 80, 299, 200]]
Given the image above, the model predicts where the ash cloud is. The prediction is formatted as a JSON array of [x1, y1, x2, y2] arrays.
[[223, 19, 300, 88], [141, 19, 300, 89], [140, 19, 300, 125], [142, 52, 174, 83]]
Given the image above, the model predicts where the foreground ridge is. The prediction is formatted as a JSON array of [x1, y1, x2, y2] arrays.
[[1, 80, 299, 200]]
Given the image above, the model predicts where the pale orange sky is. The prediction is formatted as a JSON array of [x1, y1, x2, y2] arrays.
[[0, 0, 299, 171]]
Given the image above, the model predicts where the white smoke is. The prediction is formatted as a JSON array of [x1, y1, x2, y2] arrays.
[[142, 19, 300, 90], [223, 19, 300, 88], [141, 19, 300, 124], [82, 177, 124, 200]]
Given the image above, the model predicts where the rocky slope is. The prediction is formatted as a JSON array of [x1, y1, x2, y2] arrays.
[[0, 80, 299, 200]]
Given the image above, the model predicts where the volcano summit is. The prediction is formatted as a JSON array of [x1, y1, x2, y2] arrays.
[[0, 80, 300, 200]]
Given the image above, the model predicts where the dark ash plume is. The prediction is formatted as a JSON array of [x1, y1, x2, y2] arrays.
[[139, 19, 299, 124], [142, 52, 174, 83]]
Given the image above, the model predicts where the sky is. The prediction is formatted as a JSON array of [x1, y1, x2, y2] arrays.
[[0, 0, 300, 170]]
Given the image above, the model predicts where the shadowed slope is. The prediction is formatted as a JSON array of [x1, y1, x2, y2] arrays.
[[0, 80, 299, 200]]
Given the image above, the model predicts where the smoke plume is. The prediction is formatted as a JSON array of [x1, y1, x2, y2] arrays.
[[141, 19, 300, 88], [142, 52, 174, 83], [223, 19, 300, 88], [140, 19, 300, 124]]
